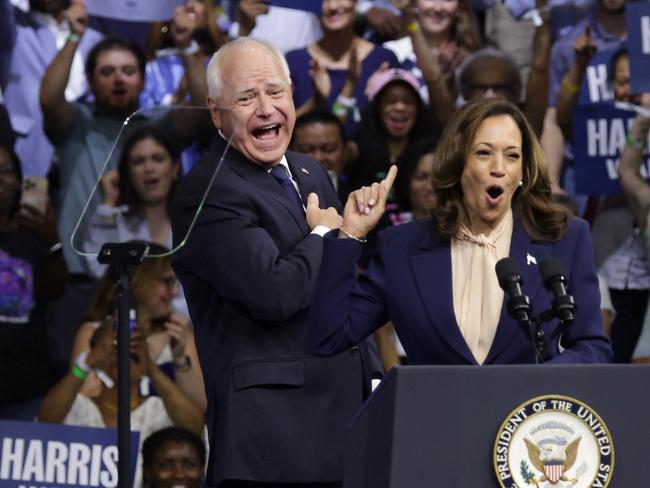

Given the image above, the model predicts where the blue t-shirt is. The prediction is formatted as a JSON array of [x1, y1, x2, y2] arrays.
[[285, 45, 399, 135]]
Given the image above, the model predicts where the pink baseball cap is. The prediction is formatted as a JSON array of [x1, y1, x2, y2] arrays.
[[366, 68, 422, 102]]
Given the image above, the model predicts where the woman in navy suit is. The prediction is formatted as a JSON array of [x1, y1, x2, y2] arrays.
[[309, 99, 612, 365]]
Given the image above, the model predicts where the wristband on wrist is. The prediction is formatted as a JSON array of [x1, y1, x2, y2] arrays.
[[71, 364, 89, 380], [626, 133, 647, 151], [67, 32, 81, 43], [339, 227, 368, 243], [562, 78, 580, 94], [406, 21, 419, 33], [332, 102, 349, 117], [336, 94, 357, 108]]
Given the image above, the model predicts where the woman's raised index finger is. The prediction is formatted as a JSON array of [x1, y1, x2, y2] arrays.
[[382, 165, 398, 192]]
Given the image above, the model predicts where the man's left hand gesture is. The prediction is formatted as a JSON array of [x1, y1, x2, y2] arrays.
[[306, 193, 343, 230]]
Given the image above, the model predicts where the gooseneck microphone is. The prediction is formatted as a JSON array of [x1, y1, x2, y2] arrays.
[[539, 257, 576, 325], [495, 258, 532, 326]]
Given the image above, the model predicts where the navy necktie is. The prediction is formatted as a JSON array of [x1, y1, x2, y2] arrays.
[[270, 165, 304, 212]]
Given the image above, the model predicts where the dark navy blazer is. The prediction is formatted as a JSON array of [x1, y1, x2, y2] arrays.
[[172, 137, 371, 484], [310, 217, 613, 365]]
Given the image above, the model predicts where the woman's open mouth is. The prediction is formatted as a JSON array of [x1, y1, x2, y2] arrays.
[[486, 185, 504, 205]]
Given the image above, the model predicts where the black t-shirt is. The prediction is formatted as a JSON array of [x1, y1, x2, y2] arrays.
[[0, 231, 54, 404]]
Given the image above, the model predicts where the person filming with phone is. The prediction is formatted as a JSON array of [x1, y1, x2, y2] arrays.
[[0, 110, 68, 421]]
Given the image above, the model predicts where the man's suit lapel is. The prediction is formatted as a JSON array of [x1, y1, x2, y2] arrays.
[[410, 231, 478, 364], [484, 218, 551, 363], [221, 142, 309, 233], [287, 153, 320, 208]]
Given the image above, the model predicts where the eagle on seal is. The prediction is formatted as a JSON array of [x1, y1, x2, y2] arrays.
[[524, 437, 581, 485]]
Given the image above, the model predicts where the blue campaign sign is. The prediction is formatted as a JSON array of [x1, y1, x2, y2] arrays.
[[573, 103, 650, 194], [626, 1, 650, 94], [576, 47, 617, 105], [0, 421, 139, 488], [269, 0, 322, 15]]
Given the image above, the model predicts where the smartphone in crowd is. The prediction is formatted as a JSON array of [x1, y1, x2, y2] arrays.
[[19, 176, 48, 215]]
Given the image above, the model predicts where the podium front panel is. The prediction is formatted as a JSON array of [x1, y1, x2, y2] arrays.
[[344, 364, 650, 487]]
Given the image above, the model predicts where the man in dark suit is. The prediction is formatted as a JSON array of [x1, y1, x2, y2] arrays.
[[171, 37, 371, 487]]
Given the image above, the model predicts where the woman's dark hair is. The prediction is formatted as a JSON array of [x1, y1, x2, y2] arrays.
[[0, 143, 23, 216], [394, 139, 437, 212], [430, 99, 568, 241], [85, 37, 146, 80], [85, 242, 172, 322], [142, 427, 206, 485], [116, 126, 180, 219], [608, 46, 628, 83], [350, 80, 439, 188]]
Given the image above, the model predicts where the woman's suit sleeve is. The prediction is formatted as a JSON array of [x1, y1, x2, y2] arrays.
[[309, 233, 390, 356]]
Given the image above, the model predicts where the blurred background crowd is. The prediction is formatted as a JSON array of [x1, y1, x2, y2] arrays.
[[1, 0, 649, 485]]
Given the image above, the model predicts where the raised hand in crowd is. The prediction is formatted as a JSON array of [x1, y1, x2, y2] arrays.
[[574, 24, 598, 67], [330, 42, 362, 124], [555, 24, 598, 140], [41, 0, 89, 138], [393, 0, 455, 126], [100, 169, 119, 207], [132, 328, 204, 435], [309, 57, 332, 105], [16, 202, 68, 296], [239, 0, 270, 37], [340, 165, 398, 240], [618, 93, 650, 232], [299, 42, 362, 124], [64, 0, 88, 37], [523, 0, 551, 137], [38, 324, 116, 425], [16, 203, 59, 248], [163, 313, 193, 361], [365, 6, 402, 40], [434, 41, 463, 82], [171, 5, 198, 50]]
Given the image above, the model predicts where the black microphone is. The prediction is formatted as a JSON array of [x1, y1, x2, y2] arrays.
[[539, 257, 576, 325], [495, 258, 532, 326]]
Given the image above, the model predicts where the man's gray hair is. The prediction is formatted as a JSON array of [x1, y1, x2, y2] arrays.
[[206, 37, 292, 99]]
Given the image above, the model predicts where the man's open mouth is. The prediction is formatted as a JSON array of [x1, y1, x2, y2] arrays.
[[252, 123, 280, 140]]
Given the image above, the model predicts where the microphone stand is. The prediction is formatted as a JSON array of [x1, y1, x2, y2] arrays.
[[506, 297, 569, 364], [97, 241, 149, 488]]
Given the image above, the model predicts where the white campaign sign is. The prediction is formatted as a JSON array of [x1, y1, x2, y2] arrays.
[[86, 0, 184, 22]]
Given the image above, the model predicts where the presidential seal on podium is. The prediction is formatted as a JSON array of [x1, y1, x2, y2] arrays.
[[494, 394, 614, 488]]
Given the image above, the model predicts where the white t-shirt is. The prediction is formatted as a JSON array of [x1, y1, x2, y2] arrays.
[[64, 395, 173, 488]]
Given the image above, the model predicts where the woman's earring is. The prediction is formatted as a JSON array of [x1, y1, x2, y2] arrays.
[[518, 180, 523, 187]]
